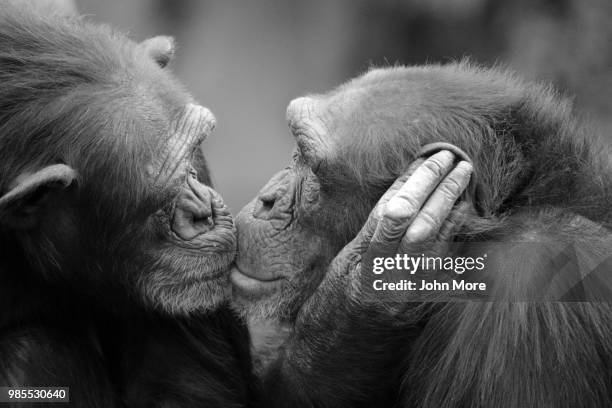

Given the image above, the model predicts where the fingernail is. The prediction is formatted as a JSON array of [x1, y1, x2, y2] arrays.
[[385, 197, 417, 221], [405, 218, 432, 242], [431, 150, 455, 163], [456, 161, 473, 173]]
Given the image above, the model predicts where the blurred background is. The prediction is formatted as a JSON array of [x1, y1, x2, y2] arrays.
[[72, 0, 612, 211]]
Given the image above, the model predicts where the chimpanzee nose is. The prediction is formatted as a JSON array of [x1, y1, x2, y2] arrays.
[[171, 174, 214, 240], [253, 192, 278, 220], [252, 170, 295, 221]]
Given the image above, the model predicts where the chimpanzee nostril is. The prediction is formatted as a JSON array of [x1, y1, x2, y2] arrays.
[[261, 197, 275, 211], [170, 176, 218, 241], [192, 213, 214, 230], [253, 195, 278, 220], [251, 169, 297, 221]]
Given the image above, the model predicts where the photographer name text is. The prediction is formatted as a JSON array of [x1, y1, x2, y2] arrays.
[[370, 254, 488, 292], [372, 279, 486, 291]]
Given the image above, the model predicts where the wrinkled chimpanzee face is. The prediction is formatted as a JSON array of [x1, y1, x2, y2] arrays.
[[133, 101, 236, 315], [0, 24, 235, 315], [230, 65, 514, 320], [230, 70, 437, 320], [84, 38, 237, 315]]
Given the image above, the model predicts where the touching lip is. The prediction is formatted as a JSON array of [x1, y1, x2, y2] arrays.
[[229, 264, 284, 295]]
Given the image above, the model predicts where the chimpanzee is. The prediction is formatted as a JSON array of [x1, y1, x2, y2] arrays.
[[0, 3, 255, 407], [232, 62, 612, 407]]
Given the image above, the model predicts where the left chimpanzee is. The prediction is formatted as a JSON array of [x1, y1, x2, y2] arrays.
[[0, 3, 256, 407]]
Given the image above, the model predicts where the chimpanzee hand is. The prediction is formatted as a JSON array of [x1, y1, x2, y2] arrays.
[[296, 150, 472, 323], [272, 150, 474, 408], [356, 149, 473, 258]]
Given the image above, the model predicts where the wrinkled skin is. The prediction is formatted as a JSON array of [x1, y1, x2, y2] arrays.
[[134, 103, 237, 314], [231, 166, 337, 320]]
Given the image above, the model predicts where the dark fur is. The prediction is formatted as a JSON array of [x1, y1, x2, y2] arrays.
[[237, 62, 612, 407], [0, 4, 256, 407]]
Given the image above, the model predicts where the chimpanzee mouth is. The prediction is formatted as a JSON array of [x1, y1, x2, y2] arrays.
[[171, 263, 231, 290], [153, 246, 235, 284], [190, 266, 228, 282], [229, 264, 285, 297]]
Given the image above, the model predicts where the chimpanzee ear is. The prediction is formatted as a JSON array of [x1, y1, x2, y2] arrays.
[[0, 164, 77, 229], [140, 36, 175, 68]]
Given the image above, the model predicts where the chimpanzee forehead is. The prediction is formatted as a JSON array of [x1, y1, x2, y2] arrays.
[[322, 79, 420, 140], [283, 70, 431, 184]]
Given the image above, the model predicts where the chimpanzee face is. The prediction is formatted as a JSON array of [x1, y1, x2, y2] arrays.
[[133, 101, 237, 315], [230, 65, 519, 321], [75, 39, 238, 315], [0, 23, 236, 315], [229, 76, 421, 320]]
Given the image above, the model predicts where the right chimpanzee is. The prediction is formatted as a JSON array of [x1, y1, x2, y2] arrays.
[[0, 3, 256, 407], [232, 62, 612, 407]]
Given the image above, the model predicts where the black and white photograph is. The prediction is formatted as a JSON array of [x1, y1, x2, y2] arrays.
[[1, 0, 612, 406]]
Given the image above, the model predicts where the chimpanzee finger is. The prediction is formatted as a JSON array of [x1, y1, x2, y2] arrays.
[[402, 161, 473, 243], [369, 150, 457, 247], [397, 201, 474, 258], [354, 158, 425, 247], [436, 201, 474, 243], [372, 158, 425, 213]]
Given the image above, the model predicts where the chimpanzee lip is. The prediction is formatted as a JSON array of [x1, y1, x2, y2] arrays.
[[156, 249, 234, 285], [229, 264, 285, 296], [157, 265, 228, 296], [231, 263, 284, 282], [175, 264, 229, 286], [229, 264, 285, 299]]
